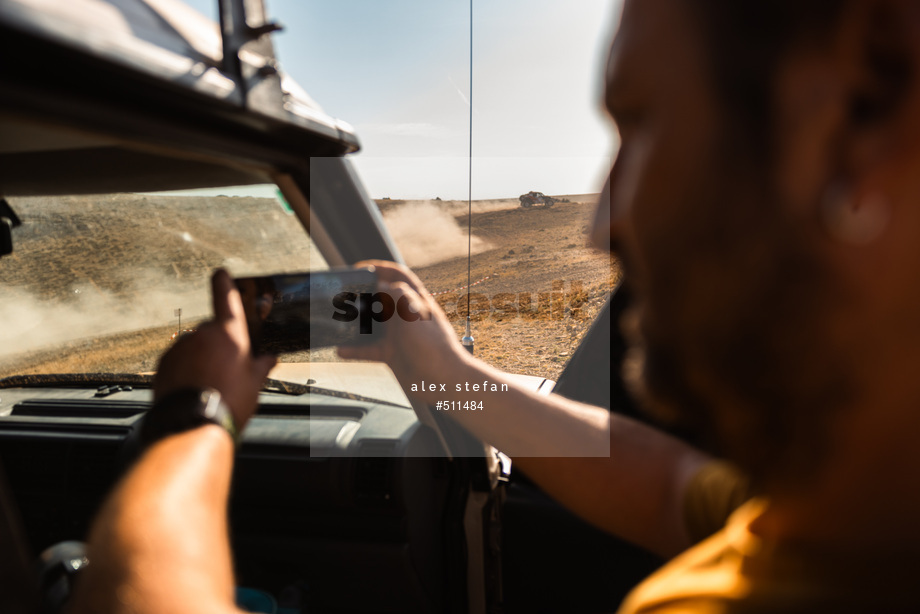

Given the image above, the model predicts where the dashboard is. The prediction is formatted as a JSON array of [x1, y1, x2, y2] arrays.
[[0, 385, 455, 613]]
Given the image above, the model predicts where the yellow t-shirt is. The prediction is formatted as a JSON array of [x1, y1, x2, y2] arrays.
[[619, 497, 920, 613]]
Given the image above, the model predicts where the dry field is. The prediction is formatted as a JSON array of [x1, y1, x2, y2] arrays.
[[378, 195, 619, 380], [1, 193, 618, 383], [0, 193, 311, 378]]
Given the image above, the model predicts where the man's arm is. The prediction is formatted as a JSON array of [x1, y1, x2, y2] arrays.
[[340, 261, 712, 558], [71, 426, 239, 614], [460, 358, 711, 558], [70, 270, 275, 614]]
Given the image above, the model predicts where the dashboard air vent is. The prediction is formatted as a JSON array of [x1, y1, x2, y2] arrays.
[[12, 399, 148, 418]]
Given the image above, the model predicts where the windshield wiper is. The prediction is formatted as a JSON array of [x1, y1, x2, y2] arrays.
[[261, 378, 409, 408], [0, 373, 154, 390], [0, 374, 406, 408]]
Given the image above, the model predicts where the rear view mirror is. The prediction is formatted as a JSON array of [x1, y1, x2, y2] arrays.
[[0, 198, 22, 258]]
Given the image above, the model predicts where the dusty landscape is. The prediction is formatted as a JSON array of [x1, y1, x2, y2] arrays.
[[378, 195, 618, 379], [0, 193, 618, 382], [0, 193, 314, 377]]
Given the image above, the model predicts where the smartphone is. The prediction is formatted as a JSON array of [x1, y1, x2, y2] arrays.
[[234, 266, 380, 354]]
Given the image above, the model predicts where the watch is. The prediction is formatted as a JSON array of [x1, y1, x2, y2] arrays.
[[139, 387, 240, 448]]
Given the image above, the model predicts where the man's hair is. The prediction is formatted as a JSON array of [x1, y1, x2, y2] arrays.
[[689, 0, 851, 160]]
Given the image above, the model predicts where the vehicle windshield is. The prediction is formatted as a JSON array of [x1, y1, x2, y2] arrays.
[[0, 184, 330, 379]]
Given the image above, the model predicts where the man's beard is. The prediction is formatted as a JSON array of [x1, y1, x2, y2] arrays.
[[620, 176, 855, 488]]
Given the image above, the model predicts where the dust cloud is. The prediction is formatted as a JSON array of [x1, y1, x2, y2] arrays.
[[0, 272, 209, 359], [437, 199, 521, 216], [0, 191, 320, 362], [382, 201, 492, 267]]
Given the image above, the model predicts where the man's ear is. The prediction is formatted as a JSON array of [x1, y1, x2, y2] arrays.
[[839, 0, 916, 183], [775, 0, 920, 246], [815, 0, 920, 257]]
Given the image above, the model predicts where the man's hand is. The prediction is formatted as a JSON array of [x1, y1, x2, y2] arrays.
[[154, 269, 276, 429], [337, 260, 474, 401]]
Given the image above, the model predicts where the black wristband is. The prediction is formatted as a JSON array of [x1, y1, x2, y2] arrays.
[[139, 387, 240, 448]]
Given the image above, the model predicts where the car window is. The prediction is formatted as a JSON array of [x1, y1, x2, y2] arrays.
[[379, 194, 616, 381], [0, 184, 328, 378]]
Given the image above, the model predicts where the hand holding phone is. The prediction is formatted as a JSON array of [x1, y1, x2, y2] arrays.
[[234, 266, 380, 355]]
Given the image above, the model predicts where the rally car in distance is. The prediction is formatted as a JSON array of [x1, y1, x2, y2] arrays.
[[518, 190, 555, 208]]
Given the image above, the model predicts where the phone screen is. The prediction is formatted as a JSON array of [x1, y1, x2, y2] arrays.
[[234, 267, 379, 354]]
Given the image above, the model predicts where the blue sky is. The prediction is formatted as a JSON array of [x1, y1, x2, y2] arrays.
[[185, 0, 622, 199]]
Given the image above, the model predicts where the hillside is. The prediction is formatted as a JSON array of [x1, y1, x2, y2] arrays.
[[0, 193, 315, 376]]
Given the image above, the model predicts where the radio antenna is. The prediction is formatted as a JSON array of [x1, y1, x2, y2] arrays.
[[461, 0, 475, 355]]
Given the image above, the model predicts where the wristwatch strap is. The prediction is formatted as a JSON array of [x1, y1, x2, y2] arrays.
[[139, 387, 240, 447]]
